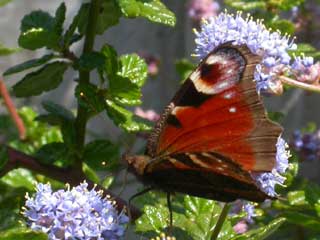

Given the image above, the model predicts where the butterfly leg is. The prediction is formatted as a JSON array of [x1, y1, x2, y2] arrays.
[[166, 192, 173, 234], [128, 187, 153, 223]]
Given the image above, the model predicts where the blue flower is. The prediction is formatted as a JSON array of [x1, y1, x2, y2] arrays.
[[193, 12, 296, 95], [23, 182, 128, 240], [243, 203, 255, 223], [252, 137, 290, 197], [291, 129, 320, 161], [291, 56, 320, 83]]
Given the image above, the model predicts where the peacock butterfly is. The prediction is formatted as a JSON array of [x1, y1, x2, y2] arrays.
[[126, 43, 282, 203]]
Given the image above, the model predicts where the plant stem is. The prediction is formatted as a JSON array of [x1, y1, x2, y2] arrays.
[[0, 146, 142, 219], [211, 203, 231, 240], [75, 0, 101, 154], [280, 76, 320, 94], [0, 78, 26, 140]]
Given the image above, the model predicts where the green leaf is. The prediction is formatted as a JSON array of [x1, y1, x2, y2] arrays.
[[0, 228, 47, 240], [0, 0, 13, 7], [230, 217, 286, 240], [19, 10, 60, 50], [96, 0, 122, 34], [287, 191, 307, 205], [175, 59, 195, 82], [269, 19, 295, 35], [13, 62, 69, 97], [304, 182, 320, 205], [4, 54, 55, 76], [83, 163, 100, 183], [136, 195, 235, 240], [118, 54, 148, 87], [34, 142, 72, 167], [78, 1, 121, 35], [64, 4, 86, 46], [75, 52, 106, 71], [117, 0, 176, 26], [283, 211, 320, 231], [101, 44, 118, 77], [42, 100, 74, 121], [1, 169, 35, 190], [224, 0, 266, 10], [0, 43, 19, 56], [75, 83, 106, 115], [54, 2, 66, 35], [109, 76, 142, 106], [106, 100, 152, 132], [83, 140, 120, 171], [0, 146, 8, 170]]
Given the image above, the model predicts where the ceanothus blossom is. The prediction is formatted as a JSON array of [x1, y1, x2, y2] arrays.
[[187, 0, 220, 24], [291, 56, 320, 83], [291, 129, 320, 161], [23, 182, 128, 240], [193, 11, 296, 95]]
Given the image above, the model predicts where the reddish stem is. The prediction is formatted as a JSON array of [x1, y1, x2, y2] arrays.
[[1, 146, 141, 219], [0, 78, 26, 139]]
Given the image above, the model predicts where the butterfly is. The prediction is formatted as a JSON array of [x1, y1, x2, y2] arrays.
[[126, 43, 282, 204]]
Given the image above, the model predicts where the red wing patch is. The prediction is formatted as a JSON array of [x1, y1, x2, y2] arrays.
[[146, 44, 282, 172]]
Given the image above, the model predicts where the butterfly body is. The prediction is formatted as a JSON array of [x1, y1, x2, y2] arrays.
[[126, 44, 282, 202]]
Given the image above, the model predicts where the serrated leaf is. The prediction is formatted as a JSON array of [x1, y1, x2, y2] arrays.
[[118, 54, 148, 87], [19, 10, 60, 50], [136, 195, 235, 240], [0, 228, 47, 240], [4, 54, 55, 76], [75, 52, 106, 71], [0, 43, 19, 56], [13, 62, 69, 97], [75, 83, 106, 115], [54, 2, 66, 35], [34, 142, 72, 167], [106, 100, 152, 132], [109, 76, 142, 106], [117, 0, 176, 26], [230, 217, 286, 240], [83, 140, 120, 171]]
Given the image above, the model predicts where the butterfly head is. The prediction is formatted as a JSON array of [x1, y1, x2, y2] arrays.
[[124, 154, 151, 175]]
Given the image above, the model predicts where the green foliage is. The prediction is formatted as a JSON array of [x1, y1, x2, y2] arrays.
[[0, 228, 47, 240], [106, 99, 152, 132], [136, 193, 235, 239], [4, 54, 55, 76], [117, 0, 176, 26], [12, 62, 69, 97], [83, 140, 120, 171], [0, 0, 13, 7], [0, 43, 19, 56], [175, 59, 196, 82]]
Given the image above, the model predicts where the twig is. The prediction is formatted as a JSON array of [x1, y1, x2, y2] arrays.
[[211, 203, 231, 240], [280, 76, 320, 94], [0, 78, 26, 139], [0, 146, 141, 219]]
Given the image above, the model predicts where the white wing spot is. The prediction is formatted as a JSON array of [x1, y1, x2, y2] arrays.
[[223, 92, 234, 99], [229, 107, 236, 113], [217, 167, 224, 171]]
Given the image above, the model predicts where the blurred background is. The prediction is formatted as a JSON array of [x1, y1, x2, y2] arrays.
[[1, 0, 320, 212]]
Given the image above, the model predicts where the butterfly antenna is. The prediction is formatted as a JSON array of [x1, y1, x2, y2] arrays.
[[127, 187, 153, 223]]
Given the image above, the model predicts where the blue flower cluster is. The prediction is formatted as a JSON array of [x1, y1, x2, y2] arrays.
[[291, 56, 320, 83], [291, 130, 320, 161], [23, 182, 128, 240], [193, 12, 296, 94], [252, 137, 289, 197]]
